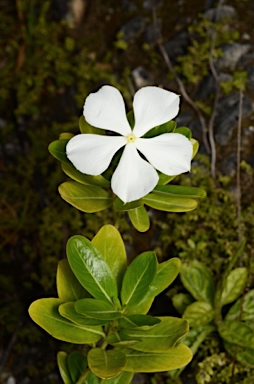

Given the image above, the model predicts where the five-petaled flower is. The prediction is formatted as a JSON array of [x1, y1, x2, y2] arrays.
[[66, 85, 193, 203]]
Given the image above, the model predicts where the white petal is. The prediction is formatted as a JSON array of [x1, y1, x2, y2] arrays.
[[132, 87, 180, 137], [136, 133, 193, 175], [83, 86, 131, 136], [66, 134, 126, 175], [111, 144, 158, 203]]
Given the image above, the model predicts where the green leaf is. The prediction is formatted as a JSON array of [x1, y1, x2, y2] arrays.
[[180, 260, 216, 305], [145, 258, 180, 298], [62, 162, 110, 187], [100, 371, 134, 384], [191, 138, 199, 159], [226, 289, 254, 322], [183, 301, 214, 328], [130, 258, 181, 315], [75, 298, 121, 320], [113, 197, 143, 212], [91, 225, 127, 290], [143, 192, 198, 212], [172, 293, 194, 315], [48, 139, 70, 163], [57, 351, 72, 384], [57, 259, 88, 301], [88, 349, 126, 379], [224, 341, 254, 367], [59, 181, 113, 213], [157, 173, 176, 185], [79, 115, 105, 135], [67, 235, 118, 304], [127, 206, 150, 232], [154, 185, 206, 199], [121, 343, 192, 372], [143, 120, 176, 138], [85, 372, 100, 384], [174, 127, 192, 139], [118, 317, 189, 352], [29, 298, 104, 343], [118, 315, 161, 329], [121, 252, 157, 311], [220, 267, 248, 306], [218, 320, 254, 348], [67, 351, 87, 383], [59, 302, 109, 326]]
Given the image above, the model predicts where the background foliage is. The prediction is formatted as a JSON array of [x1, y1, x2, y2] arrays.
[[1, 0, 254, 383]]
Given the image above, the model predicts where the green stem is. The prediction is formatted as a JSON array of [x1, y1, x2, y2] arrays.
[[76, 368, 90, 384]]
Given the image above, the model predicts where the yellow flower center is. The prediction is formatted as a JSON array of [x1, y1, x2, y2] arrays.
[[126, 134, 136, 143]]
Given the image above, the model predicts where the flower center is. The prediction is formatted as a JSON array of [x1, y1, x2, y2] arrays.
[[126, 134, 136, 143]]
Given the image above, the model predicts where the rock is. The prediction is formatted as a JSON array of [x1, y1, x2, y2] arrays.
[[164, 31, 189, 61], [132, 66, 153, 87], [143, 0, 163, 9], [220, 154, 236, 177], [122, 0, 137, 12], [204, 5, 236, 21], [121, 16, 146, 42], [215, 93, 253, 145], [246, 65, 254, 89], [216, 43, 251, 71]]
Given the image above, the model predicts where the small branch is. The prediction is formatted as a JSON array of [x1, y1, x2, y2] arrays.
[[151, 4, 210, 154]]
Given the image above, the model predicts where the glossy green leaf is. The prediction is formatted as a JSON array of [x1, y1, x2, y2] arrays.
[[113, 197, 143, 212], [143, 192, 197, 212], [172, 293, 194, 315], [91, 225, 127, 290], [29, 298, 104, 343], [48, 139, 70, 163], [218, 320, 254, 348], [75, 298, 121, 320], [118, 317, 188, 352], [88, 348, 126, 379], [62, 162, 110, 187], [221, 267, 248, 306], [85, 372, 100, 384], [121, 343, 192, 372], [79, 115, 105, 135], [67, 351, 87, 383], [118, 315, 161, 329], [183, 301, 214, 327], [121, 252, 157, 311], [100, 371, 134, 384], [144, 120, 176, 138], [157, 173, 176, 185], [146, 258, 180, 298], [225, 289, 254, 322], [59, 302, 109, 326], [127, 206, 150, 232], [59, 182, 113, 213], [154, 185, 206, 199], [180, 260, 216, 305], [57, 259, 88, 301], [131, 258, 181, 315], [67, 235, 118, 304], [106, 332, 140, 347], [57, 351, 72, 384], [174, 127, 192, 139], [224, 341, 254, 367], [191, 138, 199, 159]]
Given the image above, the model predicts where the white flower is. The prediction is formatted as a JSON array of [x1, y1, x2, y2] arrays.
[[66, 85, 193, 203]]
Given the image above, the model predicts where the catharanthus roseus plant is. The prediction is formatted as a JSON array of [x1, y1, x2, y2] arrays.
[[29, 85, 206, 383], [29, 225, 192, 383]]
